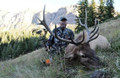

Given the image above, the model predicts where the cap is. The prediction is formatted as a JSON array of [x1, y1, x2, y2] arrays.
[[60, 17, 67, 21]]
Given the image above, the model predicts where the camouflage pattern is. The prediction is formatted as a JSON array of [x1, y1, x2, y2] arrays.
[[46, 27, 74, 49]]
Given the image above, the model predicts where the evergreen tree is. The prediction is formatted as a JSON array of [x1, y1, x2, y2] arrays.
[[106, 0, 115, 18], [88, 0, 97, 27], [91, 0, 96, 9], [98, 0, 106, 22]]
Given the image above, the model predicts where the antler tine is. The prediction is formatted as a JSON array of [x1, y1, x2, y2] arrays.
[[87, 33, 99, 43], [37, 5, 54, 36], [69, 31, 85, 46], [79, 8, 91, 42], [90, 18, 99, 39], [90, 19, 100, 39], [78, 8, 88, 27], [87, 19, 100, 43], [91, 18, 98, 33], [90, 27, 99, 39], [79, 18, 85, 27], [37, 17, 42, 25]]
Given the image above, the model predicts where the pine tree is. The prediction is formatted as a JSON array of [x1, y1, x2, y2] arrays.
[[106, 0, 115, 18], [98, 0, 106, 22], [91, 0, 96, 9], [88, 0, 97, 27]]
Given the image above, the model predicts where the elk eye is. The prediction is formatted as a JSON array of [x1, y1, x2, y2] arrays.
[[79, 52, 84, 56], [81, 55, 87, 58], [79, 52, 86, 58]]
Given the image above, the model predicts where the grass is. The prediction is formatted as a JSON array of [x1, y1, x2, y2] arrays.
[[0, 17, 120, 78]]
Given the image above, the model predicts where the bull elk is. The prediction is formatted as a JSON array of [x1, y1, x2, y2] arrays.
[[38, 6, 104, 68]]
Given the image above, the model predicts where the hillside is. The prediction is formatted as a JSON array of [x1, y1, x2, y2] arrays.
[[0, 18, 120, 78]]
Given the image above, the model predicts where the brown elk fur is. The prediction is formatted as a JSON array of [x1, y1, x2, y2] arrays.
[[65, 31, 110, 59]]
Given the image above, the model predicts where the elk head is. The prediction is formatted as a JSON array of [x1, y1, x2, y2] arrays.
[[37, 6, 104, 68]]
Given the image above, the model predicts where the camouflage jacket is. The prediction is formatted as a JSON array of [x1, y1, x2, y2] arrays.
[[46, 27, 74, 48]]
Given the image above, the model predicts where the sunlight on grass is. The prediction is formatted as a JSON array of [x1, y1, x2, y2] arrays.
[[0, 18, 120, 78]]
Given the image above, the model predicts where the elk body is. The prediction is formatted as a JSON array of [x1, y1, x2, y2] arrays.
[[89, 35, 110, 50], [65, 31, 109, 68], [38, 6, 104, 68], [64, 31, 105, 68]]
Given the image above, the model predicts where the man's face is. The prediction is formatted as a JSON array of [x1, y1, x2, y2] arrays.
[[60, 20, 67, 29]]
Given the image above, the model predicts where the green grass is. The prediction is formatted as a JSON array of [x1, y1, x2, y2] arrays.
[[0, 17, 120, 78]]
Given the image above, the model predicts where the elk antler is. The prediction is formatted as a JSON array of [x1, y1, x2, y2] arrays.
[[37, 5, 85, 46], [88, 19, 100, 42], [78, 8, 100, 43]]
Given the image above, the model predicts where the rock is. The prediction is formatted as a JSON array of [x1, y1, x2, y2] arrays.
[[0, 5, 78, 30], [90, 70, 112, 78]]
